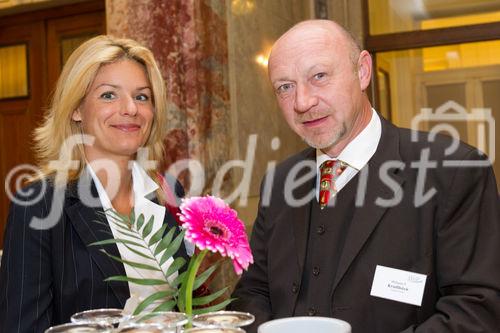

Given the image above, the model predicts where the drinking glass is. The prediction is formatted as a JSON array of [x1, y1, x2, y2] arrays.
[[184, 328, 245, 333], [123, 311, 188, 332], [71, 308, 128, 327], [115, 323, 165, 333], [192, 311, 254, 329], [44, 322, 112, 333]]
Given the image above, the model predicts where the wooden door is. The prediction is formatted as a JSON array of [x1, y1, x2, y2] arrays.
[[0, 22, 45, 249], [0, 1, 104, 249], [47, 11, 105, 91]]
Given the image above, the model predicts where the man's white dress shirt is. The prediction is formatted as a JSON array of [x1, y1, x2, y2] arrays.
[[316, 109, 382, 199]]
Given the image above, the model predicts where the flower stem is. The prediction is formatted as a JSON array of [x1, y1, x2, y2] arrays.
[[185, 249, 208, 322]]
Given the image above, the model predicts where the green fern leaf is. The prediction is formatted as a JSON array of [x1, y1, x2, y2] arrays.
[[192, 287, 228, 306], [89, 238, 146, 249], [107, 219, 132, 232], [129, 210, 135, 226], [192, 298, 234, 315], [121, 243, 157, 261], [153, 299, 176, 312], [102, 251, 161, 271], [148, 224, 168, 247], [105, 210, 132, 229], [170, 271, 187, 288], [193, 263, 219, 290], [133, 289, 177, 315], [104, 275, 168, 286], [106, 216, 135, 233], [141, 215, 154, 239], [103, 208, 128, 221], [154, 227, 176, 256], [160, 230, 185, 265], [109, 226, 142, 240], [164, 257, 186, 278], [136, 213, 145, 230]]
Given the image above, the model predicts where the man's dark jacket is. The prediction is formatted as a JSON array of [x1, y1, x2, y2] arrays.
[[231, 117, 500, 333]]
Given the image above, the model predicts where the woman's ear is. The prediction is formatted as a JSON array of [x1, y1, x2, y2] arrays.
[[72, 108, 82, 122], [357, 50, 372, 91]]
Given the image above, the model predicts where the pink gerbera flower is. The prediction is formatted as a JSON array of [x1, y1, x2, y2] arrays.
[[178, 196, 253, 275]]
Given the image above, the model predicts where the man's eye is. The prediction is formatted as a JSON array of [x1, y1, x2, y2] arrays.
[[277, 83, 293, 94], [313, 72, 326, 80], [136, 94, 149, 102], [100, 92, 116, 100]]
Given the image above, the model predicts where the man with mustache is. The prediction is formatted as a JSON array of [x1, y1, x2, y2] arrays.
[[230, 19, 500, 333]]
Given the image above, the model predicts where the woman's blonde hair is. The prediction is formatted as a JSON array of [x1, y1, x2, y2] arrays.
[[34, 35, 167, 181]]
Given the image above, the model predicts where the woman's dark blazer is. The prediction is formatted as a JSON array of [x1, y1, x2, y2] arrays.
[[0, 171, 187, 332]]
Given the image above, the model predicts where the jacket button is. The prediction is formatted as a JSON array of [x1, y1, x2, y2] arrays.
[[312, 266, 320, 276], [316, 225, 325, 235], [308, 307, 316, 316], [291, 283, 298, 293]]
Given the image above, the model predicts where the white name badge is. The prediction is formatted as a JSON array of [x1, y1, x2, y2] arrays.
[[370, 265, 427, 306]]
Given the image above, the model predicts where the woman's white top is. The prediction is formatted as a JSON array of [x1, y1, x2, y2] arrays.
[[87, 162, 177, 302]]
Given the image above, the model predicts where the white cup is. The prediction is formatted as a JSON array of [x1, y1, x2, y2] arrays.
[[258, 316, 351, 333]]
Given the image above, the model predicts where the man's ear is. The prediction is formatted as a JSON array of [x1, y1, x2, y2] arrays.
[[72, 108, 82, 122], [357, 50, 372, 91]]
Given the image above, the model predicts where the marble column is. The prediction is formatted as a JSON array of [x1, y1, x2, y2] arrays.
[[106, 0, 231, 192]]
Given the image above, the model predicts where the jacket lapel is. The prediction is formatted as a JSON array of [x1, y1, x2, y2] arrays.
[[331, 118, 405, 293], [291, 148, 316, 274], [65, 171, 129, 306]]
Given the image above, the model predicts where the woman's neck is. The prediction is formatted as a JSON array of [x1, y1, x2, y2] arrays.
[[89, 156, 135, 216]]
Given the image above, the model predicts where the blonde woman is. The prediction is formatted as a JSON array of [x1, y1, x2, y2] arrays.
[[0, 35, 187, 332]]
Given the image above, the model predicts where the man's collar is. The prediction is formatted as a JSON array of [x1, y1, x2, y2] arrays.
[[316, 108, 381, 170]]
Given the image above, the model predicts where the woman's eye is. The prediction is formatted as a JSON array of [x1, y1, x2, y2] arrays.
[[135, 94, 149, 102], [100, 92, 116, 100]]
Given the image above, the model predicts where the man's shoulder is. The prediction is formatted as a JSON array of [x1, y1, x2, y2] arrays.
[[391, 124, 483, 162], [274, 147, 315, 175]]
